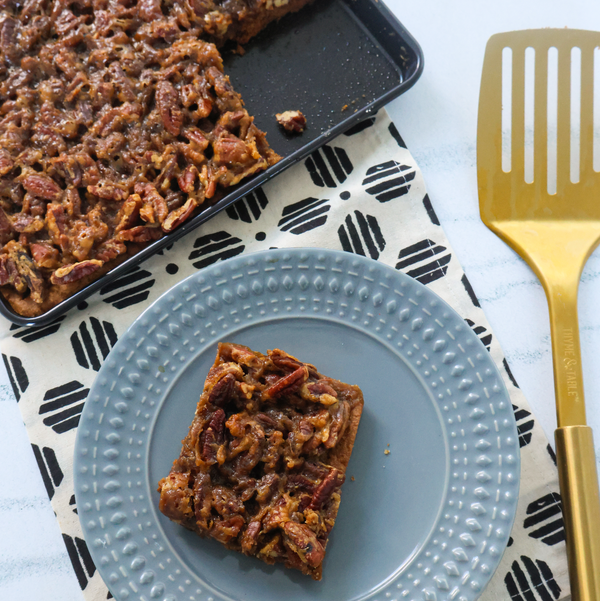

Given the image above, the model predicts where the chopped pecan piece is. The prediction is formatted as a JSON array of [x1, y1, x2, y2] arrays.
[[158, 343, 364, 580], [0, 149, 13, 175], [263, 365, 309, 399], [161, 198, 199, 233], [4, 241, 45, 302], [276, 110, 307, 133], [30, 243, 60, 269], [116, 225, 163, 243]]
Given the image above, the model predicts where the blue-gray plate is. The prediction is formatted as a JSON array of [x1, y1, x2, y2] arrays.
[[74, 248, 520, 601]]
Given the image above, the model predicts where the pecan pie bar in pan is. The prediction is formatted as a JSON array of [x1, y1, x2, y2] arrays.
[[0, 0, 423, 325]]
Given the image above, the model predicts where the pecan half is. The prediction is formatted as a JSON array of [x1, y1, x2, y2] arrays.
[[30, 242, 60, 269], [324, 400, 350, 449], [87, 181, 129, 202], [22, 174, 61, 201], [201, 408, 225, 464], [264, 366, 308, 399], [283, 521, 324, 568], [208, 373, 237, 407], [157, 80, 183, 136], [309, 468, 344, 510], [241, 520, 262, 554], [50, 259, 103, 285], [12, 213, 44, 233]]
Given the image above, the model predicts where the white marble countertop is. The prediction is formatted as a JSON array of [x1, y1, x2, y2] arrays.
[[1, 0, 600, 599]]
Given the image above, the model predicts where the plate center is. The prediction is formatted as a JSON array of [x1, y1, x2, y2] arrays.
[[149, 317, 448, 601]]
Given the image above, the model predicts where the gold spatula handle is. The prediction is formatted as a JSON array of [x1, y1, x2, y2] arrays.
[[555, 426, 600, 601]]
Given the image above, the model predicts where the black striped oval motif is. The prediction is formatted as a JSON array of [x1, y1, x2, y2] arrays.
[[99, 266, 155, 310], [71, 317, 118, 371], [278, 197, 330, 235], [10, 315, 66, 343], [306, 145, 353, 188], [338, 210, 385, 259], [32, 444, 63, 500], [362, 160, 416, 202], [465, 318, 492, 351], [2, 353, 28, 400], [395, 239, 451, 284], [39, 380, 89, 434], [513, 403, 535, 448], [227, 188, 268, 223], [504, 555, 561, 601], [62, 534, 96, 590], [524, 492, 565, 546], [188, 231, 244, 269]]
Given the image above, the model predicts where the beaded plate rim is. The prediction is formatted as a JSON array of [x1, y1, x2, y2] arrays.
[[74, 247, 520, 601]]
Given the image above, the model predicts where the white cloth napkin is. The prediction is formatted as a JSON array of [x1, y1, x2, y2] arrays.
[[0, 109, 569, 601]]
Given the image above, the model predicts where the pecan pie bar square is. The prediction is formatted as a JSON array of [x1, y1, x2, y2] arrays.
[[157, 342, 364, 580]]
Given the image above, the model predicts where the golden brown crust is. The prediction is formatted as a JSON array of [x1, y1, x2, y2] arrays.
[[325, 383, 364, 473]]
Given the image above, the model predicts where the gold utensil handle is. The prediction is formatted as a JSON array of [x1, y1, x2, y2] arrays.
[[555, 426, 600, 601]]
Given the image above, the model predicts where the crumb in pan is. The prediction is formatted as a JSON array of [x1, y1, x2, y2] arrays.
[[276, 110, 307, 133]]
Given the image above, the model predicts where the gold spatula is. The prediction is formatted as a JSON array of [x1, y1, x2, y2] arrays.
[[478, 29, 600, 600]]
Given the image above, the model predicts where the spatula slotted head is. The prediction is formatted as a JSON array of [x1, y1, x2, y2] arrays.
[[478, 29, 600, 227]]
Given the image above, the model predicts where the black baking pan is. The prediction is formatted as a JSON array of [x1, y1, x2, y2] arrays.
[[0, 0, 423, 327]]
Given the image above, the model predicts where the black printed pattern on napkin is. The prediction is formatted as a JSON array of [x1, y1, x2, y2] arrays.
[[395, 239, 451, 284], [343, 117, 376, 136], [422, 194, 441, 226], [362, 160, 416, 202], [39, 381, 89, 434], [32, 444, 64, 500], [338, 211, 385, 259], [388, 122, 407, 148], [278, 197, 330, 235], [10, 316, 66, 343], [513, 403, 535, 448], [465, 318, 492, 351], [2, 353, 28, 400], [524, 493, 565, 546], [71, 318, 118, 371], [504, 556, 561, 601], [63, 534, 96, 590], [188, 231, 244, 269], [99, 266, 156, 310], [305, 145, 353, 187], [227, 189, 268, 223], [461, 274, 481, 308]]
